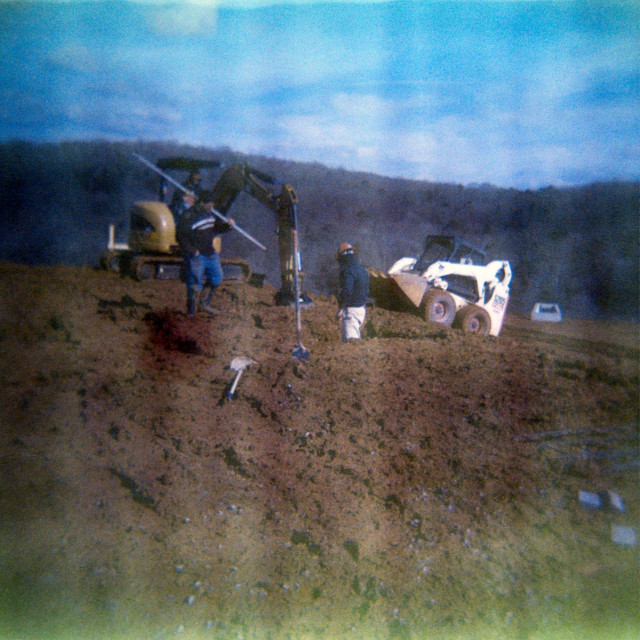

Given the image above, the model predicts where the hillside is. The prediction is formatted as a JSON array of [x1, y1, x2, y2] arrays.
[[0, 264, 638, 640], [0, 140, 638, 320]]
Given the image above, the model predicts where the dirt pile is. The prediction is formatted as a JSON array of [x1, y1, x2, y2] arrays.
[[0, 264, 638, 640]]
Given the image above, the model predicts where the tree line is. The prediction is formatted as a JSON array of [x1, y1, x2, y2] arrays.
[[0, 140, 637, 320]]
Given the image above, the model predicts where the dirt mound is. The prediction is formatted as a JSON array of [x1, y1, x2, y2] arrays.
[[0, 264, 638, 640]]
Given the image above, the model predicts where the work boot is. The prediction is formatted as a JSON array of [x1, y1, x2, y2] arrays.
[[198, 303, 219, 315], [198, 285, 219, 315], [187, 285, 198, 316]]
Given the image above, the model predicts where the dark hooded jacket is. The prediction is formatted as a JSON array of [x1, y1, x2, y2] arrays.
[[337, 250, 370, 308], [177, 201, 232, 258]]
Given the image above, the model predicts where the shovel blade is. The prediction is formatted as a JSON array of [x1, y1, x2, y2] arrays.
[[230, 356, 255, 372], [226, 357, 256, 401], [292, 344, 310, 361]]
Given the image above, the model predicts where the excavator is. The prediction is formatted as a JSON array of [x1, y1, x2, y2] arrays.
[[101, 156, 309, 306]]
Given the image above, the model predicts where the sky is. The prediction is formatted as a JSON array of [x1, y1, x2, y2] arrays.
[[0, 0, 638, 188]]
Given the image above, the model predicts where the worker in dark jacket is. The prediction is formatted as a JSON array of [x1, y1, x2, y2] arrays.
[[177, 193, 235, 316], [336, 243, 370, 342]]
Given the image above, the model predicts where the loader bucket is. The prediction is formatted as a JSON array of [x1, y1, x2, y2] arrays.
[[367, 268, 428, 311]]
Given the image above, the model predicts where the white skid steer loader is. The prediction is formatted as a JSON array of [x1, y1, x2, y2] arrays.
[[367, 236, 512, 337]]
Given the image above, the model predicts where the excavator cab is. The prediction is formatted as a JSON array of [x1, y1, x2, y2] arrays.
[[156, 157, 221, 208], [126, 157, 222, 257]]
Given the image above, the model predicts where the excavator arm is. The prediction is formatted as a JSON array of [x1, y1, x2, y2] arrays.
[[207, 164, 303, 304]]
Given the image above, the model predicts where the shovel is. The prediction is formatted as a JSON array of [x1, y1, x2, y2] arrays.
[[226, 357, 256, 401], [290, 209, 310, 362]]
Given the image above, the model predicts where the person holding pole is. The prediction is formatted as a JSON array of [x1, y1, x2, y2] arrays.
[[132, 153, 267, 315], [177, 191, 236, 316]]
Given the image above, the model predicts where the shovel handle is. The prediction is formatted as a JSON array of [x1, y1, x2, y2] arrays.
[[227, 370, 243, 401]]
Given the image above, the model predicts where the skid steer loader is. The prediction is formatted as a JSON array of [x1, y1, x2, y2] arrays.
[[367, 235, 511, 337]]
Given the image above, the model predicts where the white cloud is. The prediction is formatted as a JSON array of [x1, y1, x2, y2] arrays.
[[146, 4, 218, 35], [210, 78, 638, 188], [331, 92, 390, 119], [2, 0, 637, 188]]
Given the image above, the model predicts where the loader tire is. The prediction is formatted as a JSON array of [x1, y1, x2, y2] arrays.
[[420, 289, 456, 325], [454, 305, 491, 337]]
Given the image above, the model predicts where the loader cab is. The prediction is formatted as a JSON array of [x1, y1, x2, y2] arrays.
[[415, 236, 486, 272]]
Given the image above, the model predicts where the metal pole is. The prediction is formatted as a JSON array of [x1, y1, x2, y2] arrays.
[[208, 207, 267, 252], [133, 153, 267, 252]]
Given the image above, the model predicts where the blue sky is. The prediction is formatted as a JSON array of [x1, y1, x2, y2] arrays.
[[0, 0, 638, 188]]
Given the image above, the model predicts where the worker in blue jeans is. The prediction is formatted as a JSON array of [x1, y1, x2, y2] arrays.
[[177, 196, 235, 316]]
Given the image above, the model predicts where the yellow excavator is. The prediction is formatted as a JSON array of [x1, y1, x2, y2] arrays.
[[101, 155, 309, 306]]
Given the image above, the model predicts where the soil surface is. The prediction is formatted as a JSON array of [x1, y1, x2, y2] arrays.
[[0, 264, 638, 640]]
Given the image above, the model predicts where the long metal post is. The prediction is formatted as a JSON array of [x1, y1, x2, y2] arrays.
[[133, 153, 195, 196], [290, 203, 309, 361], [208, 207, 267, 251], [132, 153, 267, 252]]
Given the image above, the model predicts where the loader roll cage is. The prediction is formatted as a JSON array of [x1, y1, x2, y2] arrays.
[[415, 235, 487, 272]]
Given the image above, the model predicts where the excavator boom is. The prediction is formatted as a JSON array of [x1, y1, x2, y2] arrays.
[[206, 163, 303, 305]]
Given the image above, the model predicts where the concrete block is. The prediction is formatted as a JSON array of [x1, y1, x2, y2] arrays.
[[578, 490, 626, 512], [611, 525, 637, 547], [579, 490, 602, 509], [604, 490, 625, 513]]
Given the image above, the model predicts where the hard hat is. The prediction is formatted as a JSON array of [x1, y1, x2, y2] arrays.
[[338, 243, 354, 255]]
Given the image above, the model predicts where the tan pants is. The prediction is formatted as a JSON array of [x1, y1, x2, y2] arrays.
[[342, 306, 366, 342]]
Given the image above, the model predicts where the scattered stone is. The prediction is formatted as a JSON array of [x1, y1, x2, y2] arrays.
[[611, 525, 637, 547], [604, 490, 625, 512], [579, 490, 602, 510], [185, 595, 196, 605], [579, 490, 626, 512]]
